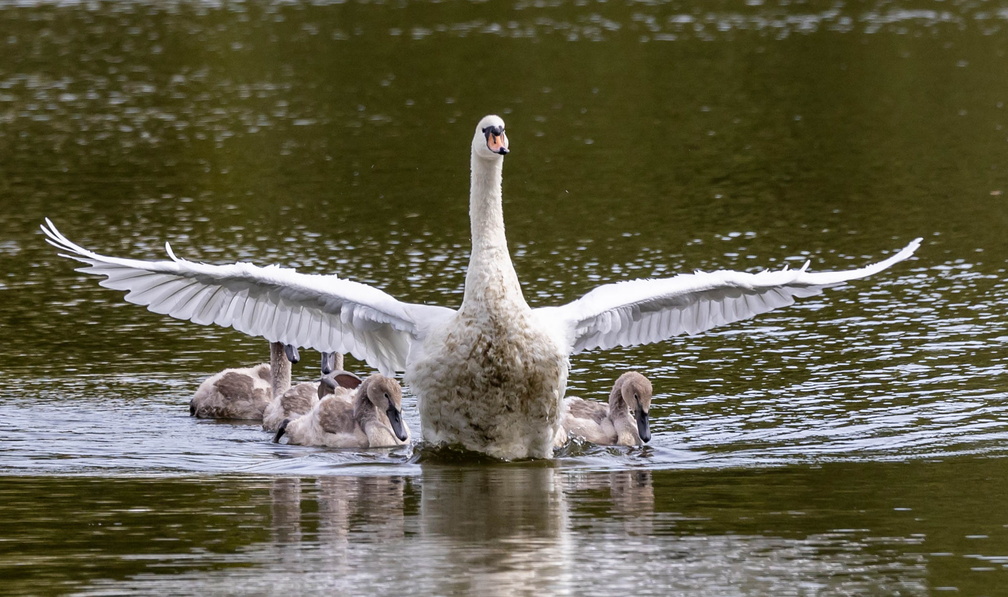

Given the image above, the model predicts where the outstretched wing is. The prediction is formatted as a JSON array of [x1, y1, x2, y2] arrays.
[[534, 239, 921, 354], [42, 219, 455, 374]]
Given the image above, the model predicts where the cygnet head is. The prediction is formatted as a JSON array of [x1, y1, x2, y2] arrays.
[[611, 372, 653, 443], [360, 374, 408, 442], [472, 115, 509, 160]]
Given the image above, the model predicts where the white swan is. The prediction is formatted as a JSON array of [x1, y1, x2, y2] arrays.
[[554, 372, 653, 447], [189, 341, 292, 420], [42, 114, 922, 460], [273, 373, 410, 448]]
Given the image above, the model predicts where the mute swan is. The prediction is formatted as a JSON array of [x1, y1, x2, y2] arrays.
[[261, 355, 363, 432], [554, 372, 653, 447], [42, 114, 922, 460], [189, 341, 293, 420], [273, 373, 410, 448]]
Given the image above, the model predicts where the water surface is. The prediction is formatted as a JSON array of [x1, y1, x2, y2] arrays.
[[2, 1, 1008, 594]]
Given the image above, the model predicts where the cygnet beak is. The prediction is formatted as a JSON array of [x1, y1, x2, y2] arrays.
[[386, 404, 408, 442], [317, 376, 338, 399], [320, 352, 337, 375], [635, 405, 651, 443]]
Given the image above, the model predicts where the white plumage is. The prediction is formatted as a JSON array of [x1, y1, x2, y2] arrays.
[[43, 114, 921, 460]]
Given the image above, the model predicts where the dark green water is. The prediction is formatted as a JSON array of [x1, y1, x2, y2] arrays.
[[3, 461, 1007, 595], [2, 1, 1008, 594]]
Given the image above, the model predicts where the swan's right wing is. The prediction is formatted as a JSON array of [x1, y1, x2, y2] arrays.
[[535, 239, 921, 355], [42, 219, 454, 375]]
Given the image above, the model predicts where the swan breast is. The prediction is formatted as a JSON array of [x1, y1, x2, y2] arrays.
[[410, 306, 568, 460]]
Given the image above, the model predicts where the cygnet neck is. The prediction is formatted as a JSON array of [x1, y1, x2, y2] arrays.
[[269, 341, 292, 398]]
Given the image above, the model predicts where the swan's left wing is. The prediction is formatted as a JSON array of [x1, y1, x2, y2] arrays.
[[534, 239, 921, 354], [42, 219, 455, 375]]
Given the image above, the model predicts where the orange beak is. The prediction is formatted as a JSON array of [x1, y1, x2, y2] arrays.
[[486, 131, 509, 155]]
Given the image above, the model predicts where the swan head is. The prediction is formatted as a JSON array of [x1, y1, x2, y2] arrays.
[[472, 114, 509, 160], [611, 372, 653, 444], [360, 374, 409, 442]]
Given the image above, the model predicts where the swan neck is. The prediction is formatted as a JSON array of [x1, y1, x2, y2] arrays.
[[463, 153, 525, 310], [269, 341, 292, 398], [468, 155, 507, 252]]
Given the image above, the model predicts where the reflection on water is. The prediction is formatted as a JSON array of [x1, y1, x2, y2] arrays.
[[419, 466, 569, 596], [11, 463, 1005, 595]]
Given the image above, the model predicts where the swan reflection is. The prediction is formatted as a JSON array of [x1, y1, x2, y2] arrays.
[[269, 476, 410, 552], [565, 469, 656, 536], [258, 467, 925, 594], [419, 466, 571, 596]]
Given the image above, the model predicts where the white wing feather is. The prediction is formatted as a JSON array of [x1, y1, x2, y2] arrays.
[[41, 219, 454, 374], [535, 238, 921, 354], [44, 217, 920, 366]]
